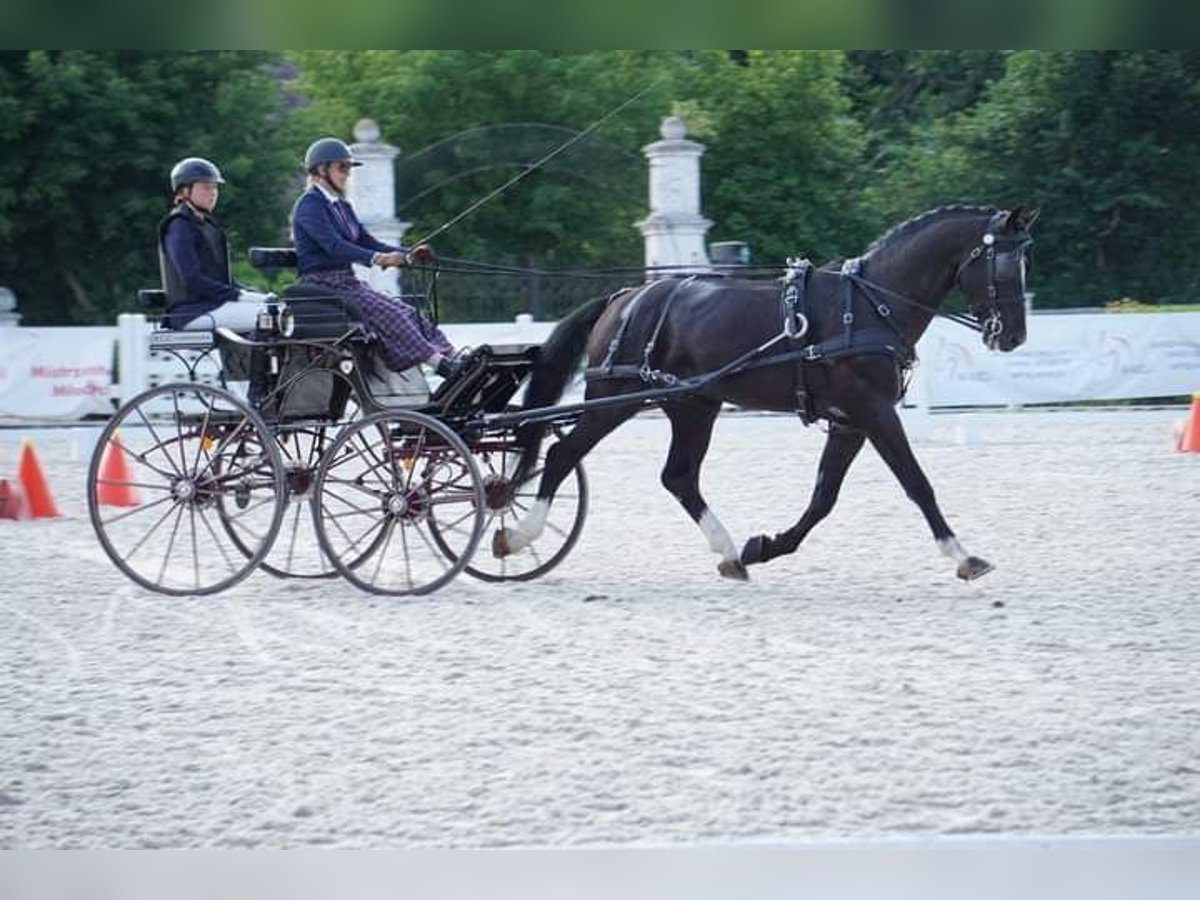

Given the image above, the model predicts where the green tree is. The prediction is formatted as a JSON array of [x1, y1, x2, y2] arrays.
[[697, 51, 874, 264], [0, 51, 297, 324], [873, 51, 1200, 307], [843, 51, 1006, 165], [289, 50, 689, 270]]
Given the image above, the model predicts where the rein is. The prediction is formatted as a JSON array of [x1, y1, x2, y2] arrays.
[[843, 270, 982, 334]]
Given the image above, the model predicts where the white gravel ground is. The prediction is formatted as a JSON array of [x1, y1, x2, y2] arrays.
[[1, 408, 1198, 848]]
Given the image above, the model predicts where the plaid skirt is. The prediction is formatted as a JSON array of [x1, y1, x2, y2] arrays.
[[299, 270, 453, 372]]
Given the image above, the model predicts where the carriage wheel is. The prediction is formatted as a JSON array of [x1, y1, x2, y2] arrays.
[[217, 370, 364, 579], [87, 383, 285, 596], [217, 426, 340, 579], [430, 433, 588, 582], [312, 410, 485, 596]]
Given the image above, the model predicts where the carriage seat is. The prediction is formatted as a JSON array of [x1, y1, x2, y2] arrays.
[[278, 285, 357, 340], [245, 246, 356, 339], [248, 246, 298, 270]]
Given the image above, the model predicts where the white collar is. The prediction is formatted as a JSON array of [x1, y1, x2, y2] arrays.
[[312, 181, 344, 204]]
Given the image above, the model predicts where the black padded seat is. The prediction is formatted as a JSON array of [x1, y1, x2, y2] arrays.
[[280, 284, 356, 339]]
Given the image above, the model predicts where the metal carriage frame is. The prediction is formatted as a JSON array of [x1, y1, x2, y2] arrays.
[[87, 248, 589, 598]]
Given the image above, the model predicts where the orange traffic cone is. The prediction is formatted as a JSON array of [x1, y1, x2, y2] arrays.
[[95, 434, 141, 507], [0, 477, 27, 520], [1180, 392, 1200, 453], [16, 439, 60, 518]]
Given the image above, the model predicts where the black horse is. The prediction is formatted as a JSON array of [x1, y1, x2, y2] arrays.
[[495, 205, 1038, 581]]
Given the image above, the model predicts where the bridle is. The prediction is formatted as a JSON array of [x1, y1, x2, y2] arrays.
[[952, 214, 1032, 347]]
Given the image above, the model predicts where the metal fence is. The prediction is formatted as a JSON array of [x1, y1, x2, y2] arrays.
[[417, 267, 637, 323]]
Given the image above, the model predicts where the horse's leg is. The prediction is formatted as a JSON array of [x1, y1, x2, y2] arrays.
[[658, 398, 747, 581], [493, 403, 637, 557], [861, 404, 994, 580], [741, 424, 866, 567]]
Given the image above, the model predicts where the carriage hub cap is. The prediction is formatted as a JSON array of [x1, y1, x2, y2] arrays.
[[173, 479, 196, 501], [385, 494, 408, 516]]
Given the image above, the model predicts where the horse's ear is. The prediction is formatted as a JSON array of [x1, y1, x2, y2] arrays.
[[1005, 205, 1040, 232]]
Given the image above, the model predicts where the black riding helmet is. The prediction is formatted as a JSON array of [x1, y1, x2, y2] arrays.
[[170, 157, 224, 192], [304, 137, 362, 173]]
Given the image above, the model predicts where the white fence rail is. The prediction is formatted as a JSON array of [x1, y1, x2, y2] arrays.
[[2, 312, 1198, 421]]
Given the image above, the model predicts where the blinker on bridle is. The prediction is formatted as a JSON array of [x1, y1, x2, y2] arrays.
[[954, 221, 1031, 341]]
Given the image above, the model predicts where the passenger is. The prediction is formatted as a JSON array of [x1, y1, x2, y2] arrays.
[[159, 157, 274, 330], [291, 137, 461, 377]]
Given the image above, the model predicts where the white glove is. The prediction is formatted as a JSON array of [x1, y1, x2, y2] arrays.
[[238, 289, 276, 304]]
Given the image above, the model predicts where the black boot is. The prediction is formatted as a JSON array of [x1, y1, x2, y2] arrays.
[[435, 353, 465, 380]]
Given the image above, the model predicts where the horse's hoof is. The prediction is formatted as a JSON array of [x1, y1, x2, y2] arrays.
[[740, 534, 769, 566], [718, 559, 750, 581], [492, 529, 511, 558], [957, 556, 995, 581]]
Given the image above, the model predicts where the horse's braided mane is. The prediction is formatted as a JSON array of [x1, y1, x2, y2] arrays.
[[863, 204, 999, 258]]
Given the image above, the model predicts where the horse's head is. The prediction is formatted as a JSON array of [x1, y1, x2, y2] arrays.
[[954, 206, 1038, 351]]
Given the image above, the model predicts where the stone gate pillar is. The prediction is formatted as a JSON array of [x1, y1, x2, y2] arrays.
[[637, 116, 712, 274], [346, 118, 413, 294]]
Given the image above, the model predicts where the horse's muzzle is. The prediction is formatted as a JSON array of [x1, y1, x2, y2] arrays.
[[985, 331, 1025, 352]]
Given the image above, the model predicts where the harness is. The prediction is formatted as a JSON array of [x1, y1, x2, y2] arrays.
[[586, 276, 697, 385], [585, 217, 1029, 426]]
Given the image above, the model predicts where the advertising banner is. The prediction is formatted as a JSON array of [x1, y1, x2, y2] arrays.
[[0, 328, 116, 419], [918, 312, 1200, 406], [1, 311, 1198, 419]]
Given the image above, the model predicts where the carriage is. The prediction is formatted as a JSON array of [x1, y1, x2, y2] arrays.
[[87, 247, 588, 597]]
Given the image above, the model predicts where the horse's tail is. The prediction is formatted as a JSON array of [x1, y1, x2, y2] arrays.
[[512, 291, 614, 485]]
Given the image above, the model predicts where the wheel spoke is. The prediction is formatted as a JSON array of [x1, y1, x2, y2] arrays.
[[195, 505, 243, 580], [131, 406, 181, 478], [122, 499, 183, 560], [155, 503, 186, 586], [99, 493, 175, 528], [369, 518, 396, 586]]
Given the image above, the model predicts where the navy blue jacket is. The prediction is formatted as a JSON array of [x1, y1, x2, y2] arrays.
[[291, 187, 397, 275], [158, 204, 239, 327]]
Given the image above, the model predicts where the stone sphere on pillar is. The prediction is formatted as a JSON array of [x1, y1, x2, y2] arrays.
[[660, 116, 687, 140], [354, 118, 382, 144]]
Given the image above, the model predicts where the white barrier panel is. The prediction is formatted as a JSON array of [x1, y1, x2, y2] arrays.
[[2, 312, 1199, 420], [919, 311, 1200, 406], [0, 327, 116, 419]]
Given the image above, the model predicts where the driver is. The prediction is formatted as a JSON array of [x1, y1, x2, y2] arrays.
[[291, 137, 462, 377]]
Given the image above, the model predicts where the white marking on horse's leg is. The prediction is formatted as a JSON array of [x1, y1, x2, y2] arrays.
[[699, 508, 739, 565], [937, 536, 970, 563], [503, 499, 550, 553]]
